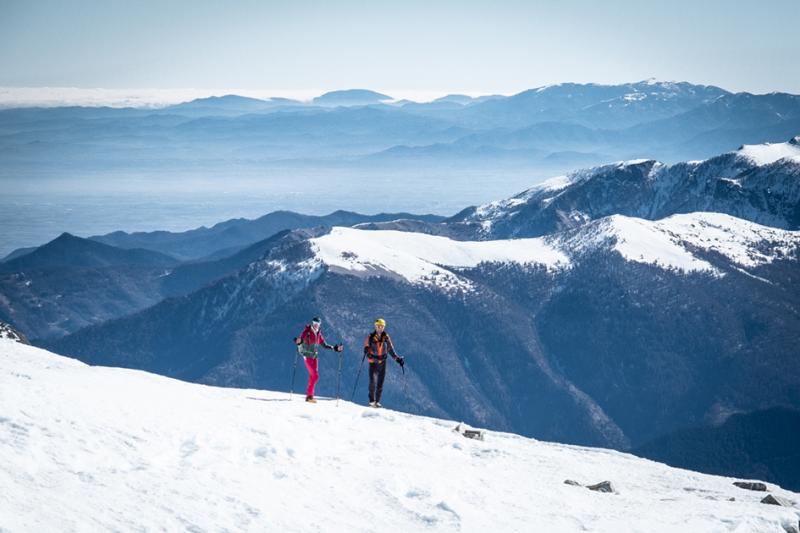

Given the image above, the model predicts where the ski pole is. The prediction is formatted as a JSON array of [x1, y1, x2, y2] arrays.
[[289, 345, 300, 400], [336, 350, 343, 407], [351, 352, 366, 401], [401, 363, 407, 400]]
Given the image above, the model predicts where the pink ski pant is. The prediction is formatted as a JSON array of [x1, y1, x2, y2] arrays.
[[304, 357, 319, 397]]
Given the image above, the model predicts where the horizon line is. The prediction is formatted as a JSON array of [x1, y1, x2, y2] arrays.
[[0, 78, 768, 109]]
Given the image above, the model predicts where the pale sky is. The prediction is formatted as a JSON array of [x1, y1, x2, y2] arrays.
[[1, 0, 799, 105]]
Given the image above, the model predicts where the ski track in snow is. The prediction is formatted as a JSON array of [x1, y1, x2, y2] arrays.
[[1, 340, 799, 532]]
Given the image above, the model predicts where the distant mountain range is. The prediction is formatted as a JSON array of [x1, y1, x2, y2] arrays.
[[2, 80, 799, 182], [0, 233, 179, 339], [359, 137, 800, 241], [446, 137, 800, 238], [0, 211, 444, 339], [312, 89, 392, 106], [88, 209, 445, 261]]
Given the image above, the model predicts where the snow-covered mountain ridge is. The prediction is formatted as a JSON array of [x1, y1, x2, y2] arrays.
[[302, 213, 799, 290], [307, 226, 570, 291], [2, 339, 798, 533], [452, 137, 800, 238], [737, 137, 800, 166], [552, 212, 800, 276]]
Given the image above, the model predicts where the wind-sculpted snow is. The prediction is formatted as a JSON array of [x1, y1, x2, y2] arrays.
[[2, 339, 798, 532]]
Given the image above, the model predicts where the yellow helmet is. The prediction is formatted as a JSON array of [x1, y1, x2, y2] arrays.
[[375, 318, 386, 327]]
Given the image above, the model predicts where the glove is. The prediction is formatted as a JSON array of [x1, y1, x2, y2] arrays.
[[396, 356, 405, 368], [334, 343, 344, 352], [293, 337, 302, 345]]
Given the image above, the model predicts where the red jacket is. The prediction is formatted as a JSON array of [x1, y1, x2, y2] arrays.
[[298, 325, 333, 359]]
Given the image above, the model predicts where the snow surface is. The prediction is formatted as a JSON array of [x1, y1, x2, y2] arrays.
[[623, 93, 647, 102], [307, 213, 799, 290], [616, 158, 652, 167], [2, 340, 799, 532], [471, 175, 573, 225], [532, 174, 573, 193], [736, 141, 800, 166], [556, 212, 800, 275], [309, 227, 570, 290]]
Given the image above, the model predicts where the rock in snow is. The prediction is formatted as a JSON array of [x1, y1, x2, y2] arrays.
[[762, 494, 796, 507], [587, 481, 616, 494], [735, 481, 769, 492], [1, 339, 799, 532], [0, 321, 29, 344]]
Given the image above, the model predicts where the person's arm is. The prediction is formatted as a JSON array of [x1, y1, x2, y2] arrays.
[[319, 331, 335, 350], [364, 335, 371, 356], [386, 334, 398, 358], [386, 335, 404, 366]]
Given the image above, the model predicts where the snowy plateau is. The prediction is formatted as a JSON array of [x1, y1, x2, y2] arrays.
[[1, 339, 799, 533]]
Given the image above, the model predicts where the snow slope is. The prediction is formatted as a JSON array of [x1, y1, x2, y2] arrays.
[[304, 213, 799, 291], [2, 340, 798, 532], [309, 226, 569, 290], [554, 212, 800, 275], [736, 138, 800, 166]]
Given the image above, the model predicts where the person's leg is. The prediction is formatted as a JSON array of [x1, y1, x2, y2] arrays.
[[368, 362, 378, 403], [305, 357, 319, 398], [375, 362, 387, 403]]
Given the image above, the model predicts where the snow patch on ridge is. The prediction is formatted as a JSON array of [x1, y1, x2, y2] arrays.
[[557, 213, 800, 275], [736, 140, 800, 166], [557, 215, 718, 274], [309, 215, 799, 286], [469, 174, 578, 227], [309, 227, 570, 291], [533, 174, 573, 193]]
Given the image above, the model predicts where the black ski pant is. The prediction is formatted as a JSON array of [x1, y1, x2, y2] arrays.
[[368, 360, 387, 403]]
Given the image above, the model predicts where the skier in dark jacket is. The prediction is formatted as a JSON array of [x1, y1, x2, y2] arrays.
[[294, 317, 343, 403], [363, 318, 404, 407]]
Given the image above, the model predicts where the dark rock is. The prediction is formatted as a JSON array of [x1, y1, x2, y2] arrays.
[[782, 521, 799, 533], [463, 429, 484, 441], [0, 322, 30, 345], [453, 423, 484, 441], [564, 480, 582, 487], [587, 481, 615, 493], [761, 494, 794, 507], [734, 481, 768, 491]]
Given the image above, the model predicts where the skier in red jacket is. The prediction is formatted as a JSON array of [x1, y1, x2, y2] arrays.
[[294, 317, 343, 403]]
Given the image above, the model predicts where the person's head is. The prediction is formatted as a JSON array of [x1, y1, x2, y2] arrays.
[[374, 318, 386, 332], [311, 317, 321, 331]]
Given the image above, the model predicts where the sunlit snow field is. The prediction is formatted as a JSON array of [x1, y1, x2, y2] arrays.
[[2, 339, 798, 532]]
